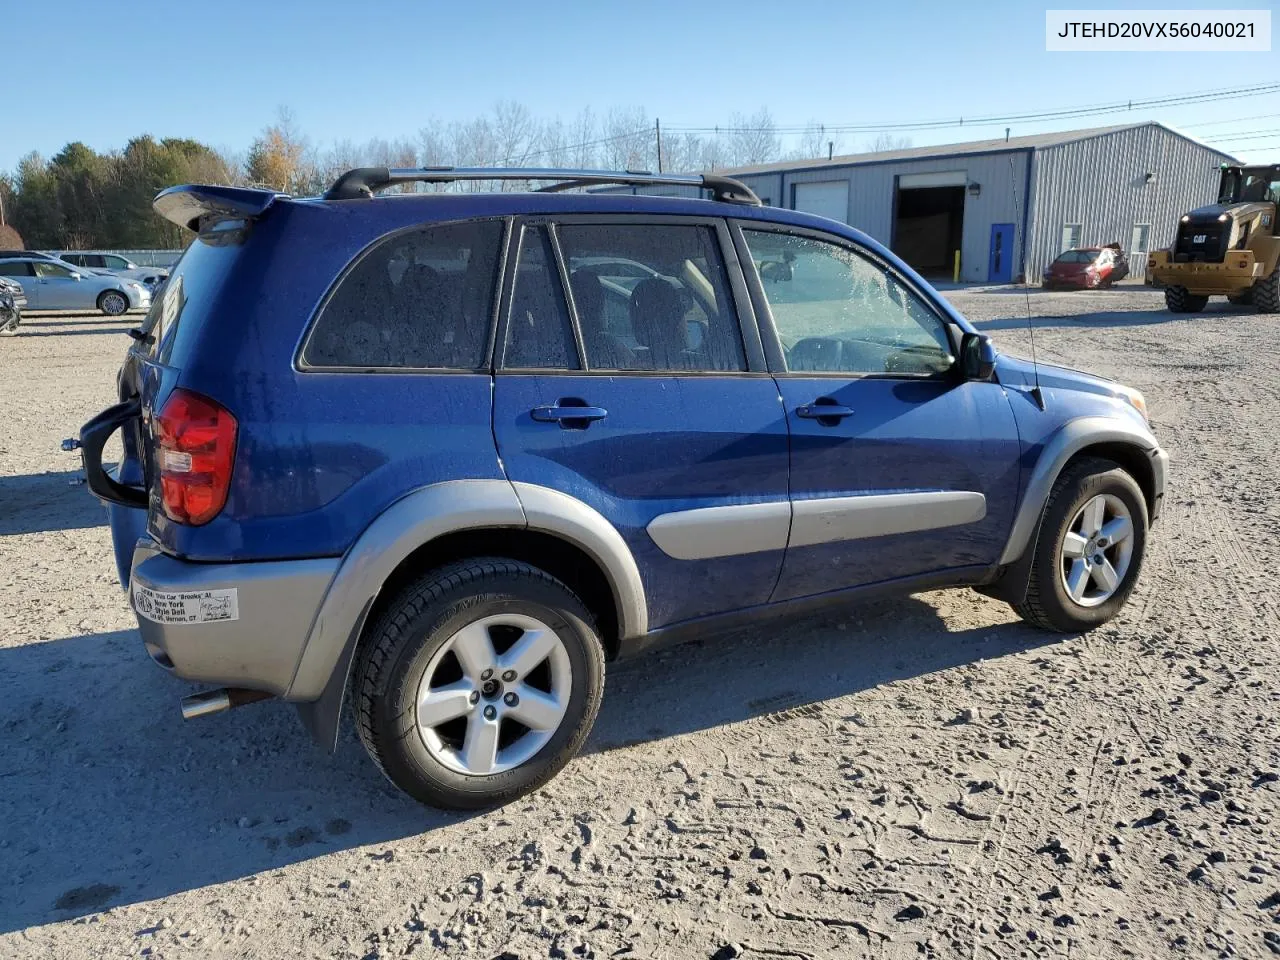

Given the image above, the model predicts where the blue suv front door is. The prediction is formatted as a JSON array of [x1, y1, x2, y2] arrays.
[[736, 224, 1021, 603], [492, 218, 790, 630]]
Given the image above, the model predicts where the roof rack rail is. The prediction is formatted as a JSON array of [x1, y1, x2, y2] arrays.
[[323, 166, 761, 205]]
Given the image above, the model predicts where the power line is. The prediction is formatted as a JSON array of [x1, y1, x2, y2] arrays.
[[1209, 129, 1280, 142], [1184, 111, 1280, 130], [664, 83, 1280, 136]]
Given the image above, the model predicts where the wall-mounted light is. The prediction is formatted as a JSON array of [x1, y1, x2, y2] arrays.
[[1144, 172, 1156, 184], [968, 182, 981, 197]]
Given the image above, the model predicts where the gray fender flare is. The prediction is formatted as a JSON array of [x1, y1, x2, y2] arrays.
[[998, 414, 1165, 569], [288, 479, 647, 750]]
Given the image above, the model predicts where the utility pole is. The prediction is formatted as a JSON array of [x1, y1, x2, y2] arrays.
[[655, 118, 663, 173]]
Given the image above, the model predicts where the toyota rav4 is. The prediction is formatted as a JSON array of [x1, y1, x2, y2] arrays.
[[79, 167, 1168, 809]]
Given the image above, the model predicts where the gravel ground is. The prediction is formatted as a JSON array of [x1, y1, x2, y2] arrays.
[[2, 288, 1279, 960]]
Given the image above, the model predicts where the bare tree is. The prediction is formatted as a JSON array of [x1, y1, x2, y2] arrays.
[[726, 109, 780, 167], [601, 107, 652, 172], [785, 122, 841, 161], [865, 133, 913, 153]]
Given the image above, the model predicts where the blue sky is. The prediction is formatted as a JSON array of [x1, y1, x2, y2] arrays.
[[4, 0, 1278, 172]]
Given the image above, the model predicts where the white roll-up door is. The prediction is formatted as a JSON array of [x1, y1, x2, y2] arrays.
[[792, 181, 850, 224]]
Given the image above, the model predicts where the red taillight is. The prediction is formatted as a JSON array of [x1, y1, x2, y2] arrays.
[[154, 389, 237, 525]]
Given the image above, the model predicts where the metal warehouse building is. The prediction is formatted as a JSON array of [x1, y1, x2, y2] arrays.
[[621, 122, 1235, 283]]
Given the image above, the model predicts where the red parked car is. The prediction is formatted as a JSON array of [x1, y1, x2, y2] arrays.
[[1042, 244, 1129, 289]]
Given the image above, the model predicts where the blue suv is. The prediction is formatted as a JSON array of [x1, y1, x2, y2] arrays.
[[79, 167, 1168, 809]]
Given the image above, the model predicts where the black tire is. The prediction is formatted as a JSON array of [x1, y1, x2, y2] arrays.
[[354, 558, 606, 809], [97, 290, 129, 316], [1164, 286, 1207, 313], [0, 310, 19, 337], [1012, 457, 1149, 633], [1254, 269, 1280, 314]]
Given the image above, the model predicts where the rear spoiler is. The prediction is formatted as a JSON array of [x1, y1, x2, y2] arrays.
[[153, 184, 287, 232]]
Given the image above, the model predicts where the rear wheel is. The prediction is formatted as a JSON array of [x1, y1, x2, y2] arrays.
[[1164, 286, 1207, 313], [97, 291, 128, 316], [1012, 457, 1149, 633], [0, 309, 19, 337], [1254, 268, 1280, 314], [354, 558, 606, 809]]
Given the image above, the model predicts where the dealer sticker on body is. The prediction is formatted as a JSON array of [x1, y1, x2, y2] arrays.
[[132, 583, 239, 624]]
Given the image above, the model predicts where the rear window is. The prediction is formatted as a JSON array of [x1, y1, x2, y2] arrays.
[[137, 235, 241, 367], [302, 220, 504, 370]]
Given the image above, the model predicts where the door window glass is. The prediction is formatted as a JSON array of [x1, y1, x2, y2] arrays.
[[0, 262, 34, 276], [557, 223, 745, 372], [303, 220, 503, 369], [34, 262, 75, 279], [502, 226, 579, 369], [103, 255, 129, 269], [743, 230, 954, 376]]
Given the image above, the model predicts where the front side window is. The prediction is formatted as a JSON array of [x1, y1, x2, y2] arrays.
[[557, 223, 745, 373], [743, 230, 954, 377], [303, 220, 503, 370], [104, 255, 130, 269], [34, 261, 75, 279]]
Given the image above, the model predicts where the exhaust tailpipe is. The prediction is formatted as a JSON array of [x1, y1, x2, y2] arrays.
[[181, 688, 273, 720]]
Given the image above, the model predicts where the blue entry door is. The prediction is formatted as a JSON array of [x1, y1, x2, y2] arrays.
[[988, 223, 1015, 283]]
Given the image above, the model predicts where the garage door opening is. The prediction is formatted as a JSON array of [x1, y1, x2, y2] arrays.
[[892, 179, 965, 278]]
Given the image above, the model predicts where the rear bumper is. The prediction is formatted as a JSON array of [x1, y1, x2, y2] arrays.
[[129, 539, 338, 697]]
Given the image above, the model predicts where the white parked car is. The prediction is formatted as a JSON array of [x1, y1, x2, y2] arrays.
[[0, 256, 151, 315], [54, 251, 169, 288]]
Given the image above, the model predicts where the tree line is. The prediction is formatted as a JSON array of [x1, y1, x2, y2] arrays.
[[0, 103, 910, 250]]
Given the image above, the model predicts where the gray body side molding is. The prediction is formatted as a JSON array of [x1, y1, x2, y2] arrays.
[[999, 415, 1166, 566], [288, 480, 649, 751], [647, 501, 792, 560], [790, 491, 986, 548]]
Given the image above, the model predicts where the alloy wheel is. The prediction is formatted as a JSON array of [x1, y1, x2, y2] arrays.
[[414, 614, 572, 776], [1060, 493, 1135, 607]]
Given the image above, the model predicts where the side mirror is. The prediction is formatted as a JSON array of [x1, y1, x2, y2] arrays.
[[69, 272, 81, 281], [961, 332, 998, 381]]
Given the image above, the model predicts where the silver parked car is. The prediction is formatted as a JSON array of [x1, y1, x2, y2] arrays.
[[0, 256, 151, 315], [55, 251, 169, 288]]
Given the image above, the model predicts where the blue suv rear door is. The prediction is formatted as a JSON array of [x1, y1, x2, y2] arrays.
[[491, 217, 790, 631], [734, 223, 1021, 603]]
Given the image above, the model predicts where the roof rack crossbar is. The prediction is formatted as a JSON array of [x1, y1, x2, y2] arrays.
[[323, 167, 761, 205]]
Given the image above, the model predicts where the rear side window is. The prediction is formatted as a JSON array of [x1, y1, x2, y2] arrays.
[[503, 226, 580, 369], [0, 262, 33, 276], [557, 223, 746, 373], [303, 220, 504, 370]]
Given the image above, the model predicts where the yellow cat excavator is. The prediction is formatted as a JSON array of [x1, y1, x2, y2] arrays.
[[1147, 163, 1280, 313]]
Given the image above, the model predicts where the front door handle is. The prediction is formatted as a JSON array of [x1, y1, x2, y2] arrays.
[[796, 400, 855, 423], [531, 400, 608, 428]]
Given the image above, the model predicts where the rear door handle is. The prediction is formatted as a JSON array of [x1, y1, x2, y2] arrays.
[[796, 402, 855, 421], [531, 401, 608, 428]]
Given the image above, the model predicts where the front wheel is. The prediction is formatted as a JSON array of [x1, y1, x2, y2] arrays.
[[1165, 286, 1207, 313], [1254, 269, 1279, 314], [354, 559, 605, 809], [1012, 457, 1149, 632], [97, 290, 129, 316]]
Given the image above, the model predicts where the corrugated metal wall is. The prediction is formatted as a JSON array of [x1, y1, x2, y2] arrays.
[[1025, 126, 1230, 279], [738, 151, 1029, 282]]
